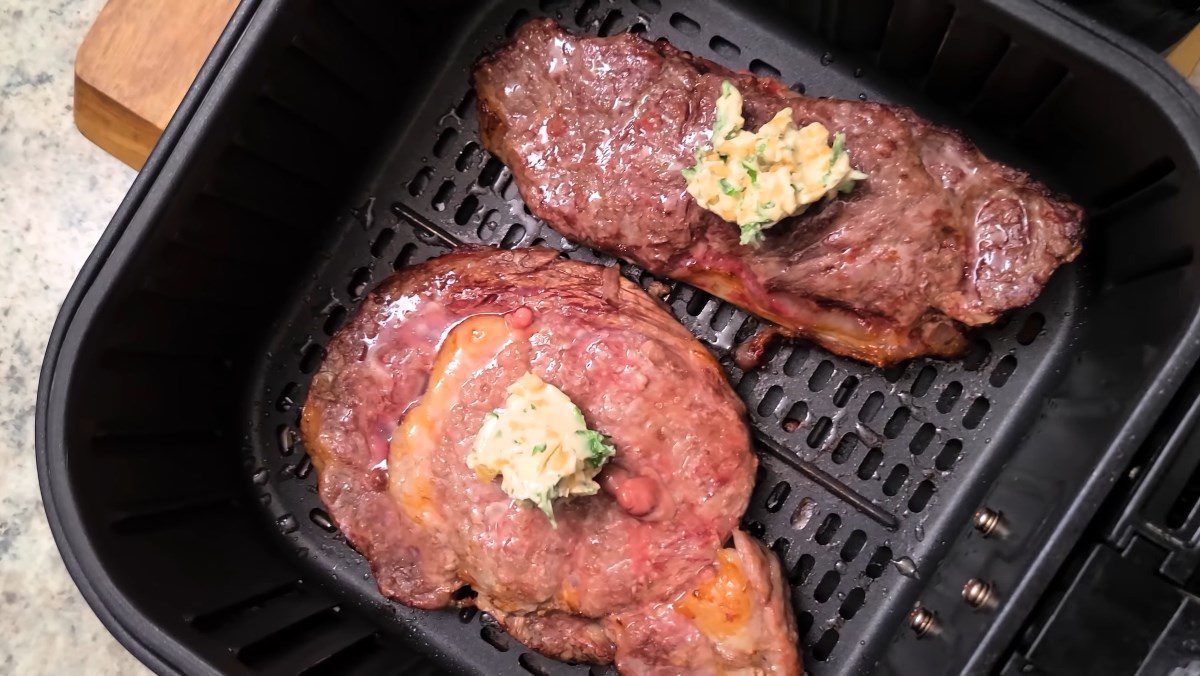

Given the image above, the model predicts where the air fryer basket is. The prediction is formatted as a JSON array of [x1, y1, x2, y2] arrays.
[[37, 0, 1200, 674]]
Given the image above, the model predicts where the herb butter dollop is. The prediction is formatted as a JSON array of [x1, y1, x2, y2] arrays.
[[467, 372, 615, 524], [683, 80, 868, 245]]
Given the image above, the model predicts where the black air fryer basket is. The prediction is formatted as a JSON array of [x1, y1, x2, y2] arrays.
[[37, 0, 1200, 674]]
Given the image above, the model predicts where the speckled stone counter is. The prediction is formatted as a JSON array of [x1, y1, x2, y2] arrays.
[[0, 1, 147, 673]]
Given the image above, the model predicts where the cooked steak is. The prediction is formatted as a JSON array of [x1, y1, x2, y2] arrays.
[[474, 19, 1084, 365], [301, 247, 799, 673]]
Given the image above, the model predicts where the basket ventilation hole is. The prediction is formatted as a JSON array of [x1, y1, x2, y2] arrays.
[[936, 381, 963, 413], [455, 195, 480, 226], [813, 628, 839, 661], [538, 0, 571, 10], [407, 167, 432, 197], [477, 211, 499, 240], [736, 370, 759, 398], [814, 513, 841, 545], [686, 289, 713, 316], [771, 537, 791, 560], [277, 424, 297, 456], [757, 385, 785, 417], [832, 376, 859, 407], [294, 454, 312, 480], [431, 180, 455, 212], [807, 416, 833, 448], [631, 0, 660, 13], [809, 360, 835, 391], [814, 570, 840, 603], [348, 267, 371, 300], [741, 520, 764, 540], [840, 530, 867, 561], [857, 448, 884, 480], [455, 89, 476, 118], [433, 128, 458, 158], [882, 464, 909, 496], [783, 346, 809, 376], [459, 607, 478, 624], [519, 653, 553, 676], [500, 224, 526, 249], [909, 480, 935, 512], [765, 481, 791, 512], [839, 587, 866, 620], [964, 339, 991, 371], [781, 401, 807, 433], [323, 304, 348, 336], [370, 228, 394, 258], [393, 243, 418, 271], [883, 407, 910, 439], [909, 423, 936, 455], [575, 0, 599, 27], [1016, 313, 1045, 345], [478, 157, 504, 187], [710, 35, 741, 57], [749, 59, 781, 78], [506, 9, 531, 37], [831, 434, 859, 464], [276, 383, 298, 412], [790, 81, 806, 94], [309, 508, 336, 532], [275, 514, 298, 534], [790, 497, 818, 530], [299, 343, 324, 374], [598, 10, 625, 36], [669, 12, 700, 34], [455, 142, 481, 172], [481, 623, 510, 652], [936, 439, 963, 471], [882, 363, 907, 383], [911, 365, 937, 397], [865, 546, 891, 578], [790, 554, 816, 584], [859, 391, 885, 423], [796, 610, 814, 638], [991, 354, 1018, 387], [710, 301, 737, 331], [963, 397, 990, 429]]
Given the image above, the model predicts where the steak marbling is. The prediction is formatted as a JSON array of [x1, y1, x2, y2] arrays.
[[474, 19, 1084, 365], [301, 247, 799, 673]]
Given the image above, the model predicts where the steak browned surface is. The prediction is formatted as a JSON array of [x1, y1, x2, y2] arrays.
[[474, 19, 1084, 365], [301, 247, 799, 674]]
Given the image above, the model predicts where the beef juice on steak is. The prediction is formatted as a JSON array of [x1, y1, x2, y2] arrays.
[[474, 19, 1084, 366]]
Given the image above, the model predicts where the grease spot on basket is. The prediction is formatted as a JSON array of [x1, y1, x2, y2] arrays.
[[790, 497, 818, 530]]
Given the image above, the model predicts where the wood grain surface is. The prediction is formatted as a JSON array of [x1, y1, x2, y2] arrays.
[[74, 0, 237, 169]]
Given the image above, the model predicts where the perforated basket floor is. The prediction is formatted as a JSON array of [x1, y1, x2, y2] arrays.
[[247, 0, 1079, 673]]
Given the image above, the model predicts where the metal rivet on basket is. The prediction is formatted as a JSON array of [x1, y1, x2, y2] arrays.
[[909, 606, 938, 638], [962, 578, 997, 610], [972, 507, 1004, 537]]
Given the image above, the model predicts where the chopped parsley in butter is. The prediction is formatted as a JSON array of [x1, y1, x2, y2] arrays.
[[683, 80, 869, 245], [467, 372, 615, 525]]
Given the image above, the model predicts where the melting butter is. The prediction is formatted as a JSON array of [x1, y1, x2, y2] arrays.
[[683, 80, 868, 245], [467, 372, 614, 524]]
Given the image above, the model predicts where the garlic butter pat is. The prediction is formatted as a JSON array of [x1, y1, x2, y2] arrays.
[[683, 80, 869, 245], [467, 372, 615, 524]]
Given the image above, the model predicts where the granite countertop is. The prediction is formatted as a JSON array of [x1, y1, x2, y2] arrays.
[[0, 0, 146, 673]]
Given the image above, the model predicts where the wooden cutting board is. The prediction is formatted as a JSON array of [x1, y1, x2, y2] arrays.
[[74, 0, 1200, 170], [74, 0, 238, 169]]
